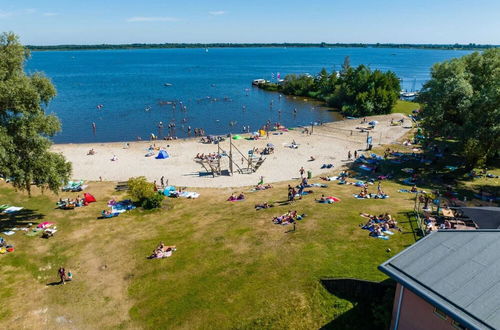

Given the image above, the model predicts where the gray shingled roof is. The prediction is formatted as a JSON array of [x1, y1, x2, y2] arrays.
[[379, 230, 500, 330]]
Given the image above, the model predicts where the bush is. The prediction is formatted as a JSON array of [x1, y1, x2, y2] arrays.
[[128, 176, 164, 209], [141, 193, 164, 210], [128, 176, 155, 201]]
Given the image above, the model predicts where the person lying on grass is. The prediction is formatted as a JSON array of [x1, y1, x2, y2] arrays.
[[150, 242, 177, 259], [255, 202, 274, 210], [255, 184, 272, 190], [360, 213, 400, 232], [227, 192, 245, 201]]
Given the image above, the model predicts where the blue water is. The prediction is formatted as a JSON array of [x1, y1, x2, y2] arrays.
[[26, 47, 472, 143]]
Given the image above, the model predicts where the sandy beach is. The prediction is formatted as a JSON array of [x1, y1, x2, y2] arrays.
[[51, 114, 411, 188]]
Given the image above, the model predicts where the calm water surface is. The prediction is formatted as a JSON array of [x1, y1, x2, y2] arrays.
[[26, 47, 472, 143]]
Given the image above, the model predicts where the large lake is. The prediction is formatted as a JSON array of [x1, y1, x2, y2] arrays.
[[26, 47, 472, 143]]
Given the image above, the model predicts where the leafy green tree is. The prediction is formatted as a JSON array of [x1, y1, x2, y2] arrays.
[[0, 32, 71, 195], [418, 48, 500, 168], [127, 176, 164, 209]]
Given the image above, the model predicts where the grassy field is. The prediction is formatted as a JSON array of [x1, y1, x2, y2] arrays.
[[1, 138, 498, 329], [392, 100, 420, 115]]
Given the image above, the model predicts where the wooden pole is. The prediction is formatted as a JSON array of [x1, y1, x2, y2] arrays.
[[229, 134, 233, 175]]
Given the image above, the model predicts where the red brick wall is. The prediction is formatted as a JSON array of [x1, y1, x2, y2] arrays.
[[390, 284, 462, 330]]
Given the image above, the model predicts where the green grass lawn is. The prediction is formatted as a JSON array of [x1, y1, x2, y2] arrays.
[[0, 175, 420, 329], [392, 100, 420, 115], [1, 138, 497, 329]]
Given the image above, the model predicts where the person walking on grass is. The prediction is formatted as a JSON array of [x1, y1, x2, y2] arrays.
[[58, 266, 66, 285]]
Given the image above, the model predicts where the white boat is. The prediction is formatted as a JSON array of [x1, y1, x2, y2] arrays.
[[252, 79, 266, 86], [164, 83, 173, 87]]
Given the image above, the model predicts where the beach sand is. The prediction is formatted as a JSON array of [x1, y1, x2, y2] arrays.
[[51, 114, 411, 188]]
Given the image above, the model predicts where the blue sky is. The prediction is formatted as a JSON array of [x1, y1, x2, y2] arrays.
[[0, 0, 499, 45]]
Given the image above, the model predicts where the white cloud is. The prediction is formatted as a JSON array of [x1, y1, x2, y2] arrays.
[[208, 11, 226, 16], [127, 16, 179, 22], [43, 12, 59, 17]]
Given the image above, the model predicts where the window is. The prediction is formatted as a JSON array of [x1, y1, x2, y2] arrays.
[[433, 307, 447, 320], [452, 320, 467, 330]]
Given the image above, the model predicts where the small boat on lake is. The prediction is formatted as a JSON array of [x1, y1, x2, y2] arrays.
[[164, 83, 173, 87]]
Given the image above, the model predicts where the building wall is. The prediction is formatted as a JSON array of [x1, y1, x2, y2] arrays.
[[390, 284, 463, 330]]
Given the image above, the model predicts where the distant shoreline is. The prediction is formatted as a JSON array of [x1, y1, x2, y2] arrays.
[[27, 43, 498, 52]]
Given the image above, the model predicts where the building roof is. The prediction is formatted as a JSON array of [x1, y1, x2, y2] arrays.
[[458, 207, 500, 229], [379, 230, 500, 330]]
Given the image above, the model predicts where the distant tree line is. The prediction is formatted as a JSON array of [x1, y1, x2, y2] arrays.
[[417, 48, 500, 168], [260, 57, 401, 117], [27, 42, 499, 51]]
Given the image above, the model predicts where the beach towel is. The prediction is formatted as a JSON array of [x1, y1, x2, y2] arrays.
[[402, 178, 416, 185], [37, 222, 54, 229], [445, 165, 458, 171], [376, 235, 389, 240], [309, 183, 327, 188], [358, 165, 374, 172], [2, 231, 15, 236], [179, 191, 200, 199], [3, 206, 23, 213], [353, 194, 370, 199], [370, 194, 389, 199]]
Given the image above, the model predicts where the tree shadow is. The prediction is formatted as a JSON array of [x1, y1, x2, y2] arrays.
[[320, 278, 396, 330], [0, 209, 45, 231]]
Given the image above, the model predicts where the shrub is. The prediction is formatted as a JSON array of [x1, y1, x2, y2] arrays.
[[128, 176, 155, 201], [141, 193, 164, 210], [128, 176, 164, 209]]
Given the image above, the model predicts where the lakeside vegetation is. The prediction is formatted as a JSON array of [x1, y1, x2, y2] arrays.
[[417, 48, 500, 168], [26, 42, 499, 51], [259, 59, 401, 117]]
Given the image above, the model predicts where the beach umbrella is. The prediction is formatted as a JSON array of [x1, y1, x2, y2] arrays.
[[232, 135, 242, 140]]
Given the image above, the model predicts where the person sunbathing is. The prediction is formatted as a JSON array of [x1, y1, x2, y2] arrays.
[[87, 148, 96, 155], [410, 185, 418, 193], [309, 156, 315, 161], [237, 193, 245, 200], [102, 210, 111, 216], [358, 190, 367, 198], [255, 202, 273, 210], [227, 193, 237, 201], [317, 195, 327, 202]]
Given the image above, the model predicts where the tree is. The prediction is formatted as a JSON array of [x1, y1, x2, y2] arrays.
[[127, 176, 164, 209], [418, 48, 500, 168], [341, 56, 351, 74], [0, 32, 71, 195]]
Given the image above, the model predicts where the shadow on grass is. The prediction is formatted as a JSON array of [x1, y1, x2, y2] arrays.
[[345, 142, 499, 207], [320, 278, 396, 330], [0, 209, 45, 231]]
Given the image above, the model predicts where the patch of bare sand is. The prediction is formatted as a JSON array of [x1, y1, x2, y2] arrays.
[[52, 114, 411, 188]]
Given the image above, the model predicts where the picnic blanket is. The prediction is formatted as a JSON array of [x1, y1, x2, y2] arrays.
[[178, 191, 200, 199], [358, 165, 374, 172], [3, 206, 23, 214]]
